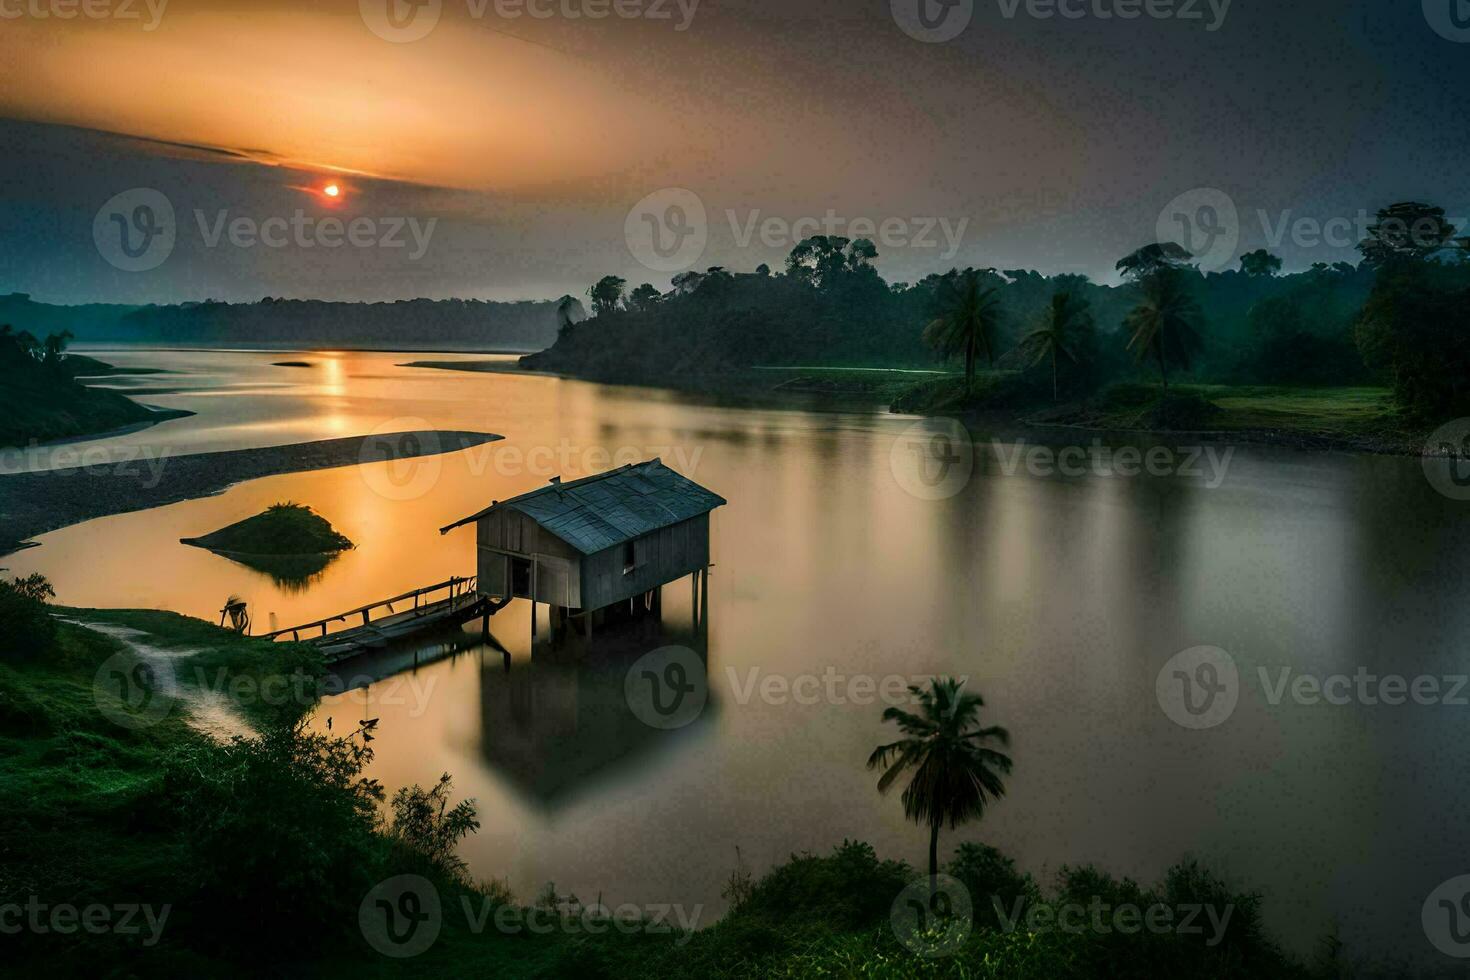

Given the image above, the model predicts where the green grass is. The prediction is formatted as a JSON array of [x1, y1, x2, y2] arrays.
[[757, 365, 962, 400], [891, 373, 1423, 449], [180, 502, 355, 557], [1183, 385, 1401, 436], [60, 606, 328, 728]]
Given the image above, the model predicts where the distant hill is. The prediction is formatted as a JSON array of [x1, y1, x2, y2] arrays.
[[0, 293, 581, 352]]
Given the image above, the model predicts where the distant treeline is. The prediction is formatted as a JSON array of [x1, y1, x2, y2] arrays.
[[531, 248, 1372, 385], [0, 293, 580, 352], [530, 201, 1470, 419]]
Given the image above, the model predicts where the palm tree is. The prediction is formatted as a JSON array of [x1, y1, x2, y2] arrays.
[[1124, 268, 1203, 390], [1021, 291, 1092, 402], [867, 678, 1012, 889], [923, 271, 1003, 393]]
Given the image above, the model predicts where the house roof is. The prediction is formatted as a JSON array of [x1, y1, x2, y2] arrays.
[[440, 458, 726, 555]]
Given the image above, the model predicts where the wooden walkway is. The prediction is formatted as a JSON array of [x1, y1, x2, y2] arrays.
[[261, 576, 496, 661]]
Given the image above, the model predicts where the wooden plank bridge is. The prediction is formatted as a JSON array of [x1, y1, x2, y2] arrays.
[[260, 576, 502, 661]]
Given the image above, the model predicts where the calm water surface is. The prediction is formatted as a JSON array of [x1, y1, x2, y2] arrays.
[[9, 348, 1470, 967]]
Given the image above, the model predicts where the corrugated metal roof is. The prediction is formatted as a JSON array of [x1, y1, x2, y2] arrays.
[[441, 458, 725, 555]]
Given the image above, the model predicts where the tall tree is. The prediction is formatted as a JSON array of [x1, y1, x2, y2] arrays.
[[867, 678, 1012, 889], [1358, 202, 1459, 268], [1115, 242, 1193, 280], [625, 283, 662, 313], [587, 276, 627, 317], [1021, 290, 1092, 402], [1124, 268, 1204, 390], [922, 270, 1003, 392], [1239, 249, 1283, 278]]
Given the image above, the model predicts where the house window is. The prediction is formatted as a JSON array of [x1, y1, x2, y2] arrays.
[[623, 540, 636, 573]]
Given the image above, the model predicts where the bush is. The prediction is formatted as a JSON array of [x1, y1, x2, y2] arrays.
[[0, 575, 57, 658], [1140, 391, 1222, 430], [947, 842, 1041, 930], [389, 773, 481, 880], [1355, 263, 1470, 420], [155, 719, 386, 958]]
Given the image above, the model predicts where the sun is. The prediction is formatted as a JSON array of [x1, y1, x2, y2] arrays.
[[323, 184, 340, 198]]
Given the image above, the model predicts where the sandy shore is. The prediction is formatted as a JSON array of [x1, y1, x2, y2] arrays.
[[0, 430, 501, 557]]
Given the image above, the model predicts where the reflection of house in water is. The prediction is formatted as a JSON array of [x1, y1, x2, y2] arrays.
[[476, 618, 715, 806], [437, 458, 728, 805]]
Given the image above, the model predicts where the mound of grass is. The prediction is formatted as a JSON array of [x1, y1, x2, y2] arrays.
[[181, 502, 354, 557], [890, 371, 1032, 414]]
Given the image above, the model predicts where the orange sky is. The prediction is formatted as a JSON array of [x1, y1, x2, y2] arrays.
[[0, 4, 710, 192]]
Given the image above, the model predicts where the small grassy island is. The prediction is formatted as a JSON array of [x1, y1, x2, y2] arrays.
[[181, 502, 355, 557], [181, 503, 355, 588]]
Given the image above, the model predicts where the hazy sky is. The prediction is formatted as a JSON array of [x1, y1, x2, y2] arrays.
[[1, 0, 1467, 304]]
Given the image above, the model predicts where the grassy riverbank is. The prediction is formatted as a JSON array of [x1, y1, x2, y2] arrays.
[[0, 349, 183, 448], [0, 589, 1333, 978], [890, 374, 1429, 455]]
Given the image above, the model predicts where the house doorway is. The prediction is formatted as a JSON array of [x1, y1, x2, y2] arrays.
[[510, 557, 532, 597]]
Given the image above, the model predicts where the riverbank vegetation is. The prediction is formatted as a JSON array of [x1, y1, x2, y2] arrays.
[[0, 577, 1336, 978], [0, 325, 176, 447], [537, 201, 1468, 450]]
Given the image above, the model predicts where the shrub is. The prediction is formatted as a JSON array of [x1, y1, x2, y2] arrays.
[[0, 575, 57, 659], [1355, 263, 1470, 420], [388, 773, 481, 881], [155, 718, 386, 958], [947, 842, 1041, 930]]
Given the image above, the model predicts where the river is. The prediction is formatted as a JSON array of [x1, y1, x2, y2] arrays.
[[7, 346, 1469, 968]]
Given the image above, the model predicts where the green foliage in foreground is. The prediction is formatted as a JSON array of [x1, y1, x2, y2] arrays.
[[1, 607, 1329, 979], [0, 574, 58, 658]]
